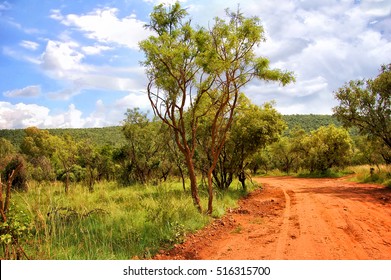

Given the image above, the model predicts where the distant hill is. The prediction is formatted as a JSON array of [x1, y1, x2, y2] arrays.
[[0, 115, 341, 149], [0, 126, 126, 149], [282, 114, 341, 132]]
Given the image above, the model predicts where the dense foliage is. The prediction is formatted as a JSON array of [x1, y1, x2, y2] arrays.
[[333, 63, 391, 163]]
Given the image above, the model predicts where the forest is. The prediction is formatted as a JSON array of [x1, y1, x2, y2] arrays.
[[0, 3, 389, 260]]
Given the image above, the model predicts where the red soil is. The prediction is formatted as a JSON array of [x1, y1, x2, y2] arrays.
[[155, 176, 391, 260]]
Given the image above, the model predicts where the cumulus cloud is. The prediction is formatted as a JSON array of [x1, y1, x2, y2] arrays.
[[41, 40, 86, 76], [0, 101, 119, 129], [39, 39, 145, 100], [0, 101, 50, 129], [3, 85, 41, 98], [50, 7, 151, 49], [212, 0, 391, 114], [0, 93, 152, 129]]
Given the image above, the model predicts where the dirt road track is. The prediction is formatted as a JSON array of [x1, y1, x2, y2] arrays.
[[155, 176, 391, 260]]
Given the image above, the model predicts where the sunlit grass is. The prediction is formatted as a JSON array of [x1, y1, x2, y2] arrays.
[[12, 179, 252, 259], [346, 164, 391, 187]]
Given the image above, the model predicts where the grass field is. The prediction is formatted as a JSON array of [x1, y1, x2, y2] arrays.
[[11, 179, 255, 260]]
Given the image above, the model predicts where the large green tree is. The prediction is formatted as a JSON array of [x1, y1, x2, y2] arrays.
[[140, 3, 209, 211], [333, 64, 391, 163], [140, 3, 294, 213]]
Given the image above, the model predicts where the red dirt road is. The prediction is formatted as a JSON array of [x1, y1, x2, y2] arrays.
[[155, 176, 391, 260]]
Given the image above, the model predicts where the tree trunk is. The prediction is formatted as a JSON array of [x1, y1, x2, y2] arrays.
[[207, 167, 214, 215], [65, 171, 70, 194], [238, 170, 246, 192], [185, 154, 202, 212], [88, 168, 94, 193]]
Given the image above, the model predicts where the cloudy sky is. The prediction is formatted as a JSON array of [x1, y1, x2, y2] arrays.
[[0, 0, 390, 129]]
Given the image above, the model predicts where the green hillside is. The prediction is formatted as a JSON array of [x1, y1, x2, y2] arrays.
[[282, 114, 341, 132], [0, 126, 126, 149], [0, 115, 340, 149]]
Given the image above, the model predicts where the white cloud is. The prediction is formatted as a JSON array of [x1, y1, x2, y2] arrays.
[[39, 39, 145, 100], [0, 101, 50, 129], [3, 85, 41, 98], [0, 101, 117, 129], [115, 91, 150, 110], [81, 45, 113, 55], [0, 95, 150, 129], [41, 40, 86, 76], [143, 0, 187, 5], [19, 40, 39, 51], [51, 7, 151, 49]]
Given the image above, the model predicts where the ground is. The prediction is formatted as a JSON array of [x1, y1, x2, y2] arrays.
[[154, 176, 391, 260]]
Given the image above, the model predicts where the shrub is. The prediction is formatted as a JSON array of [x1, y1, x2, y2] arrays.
[[2, 155, 28, 191]]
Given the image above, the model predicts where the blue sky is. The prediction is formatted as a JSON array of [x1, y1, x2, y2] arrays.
[[0, 0, 390, 129]]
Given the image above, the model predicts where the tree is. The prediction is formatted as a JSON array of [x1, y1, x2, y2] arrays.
[[333, 64, 391, 163], [122, 108, 163, 185], [269, 127, 306, 174], [140, 3, 213, 211], [302, 125, 353, 173], [200, 8, 294, 213], [0, 138, 15, 159], [52, 134, 78, 194], [77, 140, 99, 192], [20, 127, 56, 182], [140, 3, 294, 214], [209, 98, 285, 190]]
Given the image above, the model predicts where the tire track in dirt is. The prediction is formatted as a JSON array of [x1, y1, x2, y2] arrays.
[[154, 176, 391, 260]]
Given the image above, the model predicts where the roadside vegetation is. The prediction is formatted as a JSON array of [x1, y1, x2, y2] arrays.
[[11, 180, 252, 259], [0, 3, 389, 260]]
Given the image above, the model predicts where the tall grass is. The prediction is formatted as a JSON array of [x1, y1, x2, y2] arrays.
[[12, 179, 253, 259], [346, 165, 391, 187]]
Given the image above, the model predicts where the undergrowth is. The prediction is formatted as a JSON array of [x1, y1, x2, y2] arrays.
[[346, 165, 391, 188], [297, 168, 350, 178]]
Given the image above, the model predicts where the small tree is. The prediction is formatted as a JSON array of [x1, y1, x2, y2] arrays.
[[52, 135, 77, 194], [77, 140, 99, 192], [0, 138, 15, 159], [122, 108, 163, 185], [303, 125, 353, 173], [207, 98, 285, 190]]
